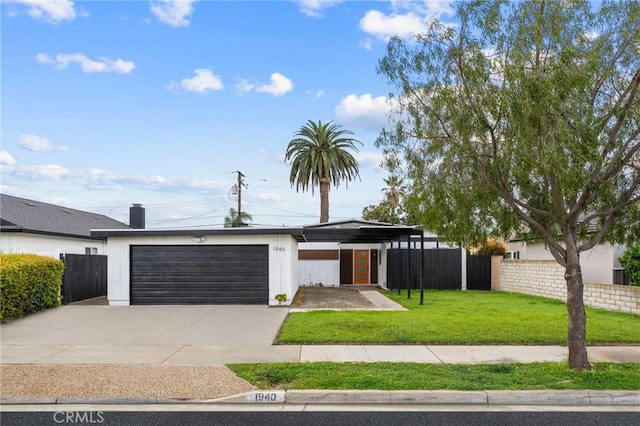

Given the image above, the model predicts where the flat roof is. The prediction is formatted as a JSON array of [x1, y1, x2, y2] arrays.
[[91, 224, 427, 244]]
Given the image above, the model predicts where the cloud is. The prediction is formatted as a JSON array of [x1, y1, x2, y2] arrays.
[[359, 10, 429, 41], [360, 38, 374, 50], [355, 151, 384, 170], [150, 0, 196, 27], [335, 94, 394, 132], [2, 162, 227, 194], [236, 73, 293, 97], [296, 0, 344, 18], [306, 89, 325, 99], [168, 69, 224, 93], [359, 1, 454, 45], [19, 134, 68, 152], [256, 73, 294, 96], [0, 151, 16, 165], [10, 0, 76, 24], [251, 192, 283, 202], [8, 164, 72, 179], [36, 53, 135, 74], [234, 77, 255, 94]]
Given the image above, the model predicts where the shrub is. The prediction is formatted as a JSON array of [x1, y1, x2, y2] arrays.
[[475, 238, 507, 257], [0, 253, 64, 322], [619, 244, 640, 286]]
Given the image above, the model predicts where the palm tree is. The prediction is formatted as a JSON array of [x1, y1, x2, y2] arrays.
[[381, 175, 406, 216], [223, 208, 253, 228], [285, 120, 362, 223]]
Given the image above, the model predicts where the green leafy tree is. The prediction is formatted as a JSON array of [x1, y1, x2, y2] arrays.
[[476, 239, 507, 258], [361, 200, 402, 224], [224, 208, 253, 228], [619, 244, 640, 286], [377, 0, 640, 370], [285, 120, 362, 223]]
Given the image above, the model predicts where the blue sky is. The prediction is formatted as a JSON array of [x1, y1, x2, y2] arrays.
[[1, 0, 455, 228]]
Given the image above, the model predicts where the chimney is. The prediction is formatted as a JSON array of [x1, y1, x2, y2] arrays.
[[130, 204, 145, 229]]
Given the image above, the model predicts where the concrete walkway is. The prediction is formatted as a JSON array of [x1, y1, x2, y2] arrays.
[[2, 344, 639, 365]]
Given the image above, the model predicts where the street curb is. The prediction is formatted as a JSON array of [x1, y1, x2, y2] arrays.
[[2, 390, 639, 406]]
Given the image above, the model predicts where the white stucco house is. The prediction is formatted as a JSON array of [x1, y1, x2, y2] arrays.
[[506, 239, 626, 285], [0, 194, 133, 259], [90, 219, 422, 306]]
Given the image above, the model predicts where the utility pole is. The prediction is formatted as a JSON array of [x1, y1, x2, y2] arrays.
[[236, 171, 245, 227]]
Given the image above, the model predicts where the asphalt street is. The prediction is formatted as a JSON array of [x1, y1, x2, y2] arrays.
[[2, 407, 639, 426]]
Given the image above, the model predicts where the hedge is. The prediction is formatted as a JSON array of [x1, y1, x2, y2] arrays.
[[619, 244, 640, 286], [0, 253, 64, 322]]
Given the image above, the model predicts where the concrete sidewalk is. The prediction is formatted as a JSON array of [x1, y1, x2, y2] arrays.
[[2, 344, 639, 365]]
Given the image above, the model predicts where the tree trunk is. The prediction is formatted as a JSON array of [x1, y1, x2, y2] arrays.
[[320, 178, 330, 223], [564, 238, 591, 371]]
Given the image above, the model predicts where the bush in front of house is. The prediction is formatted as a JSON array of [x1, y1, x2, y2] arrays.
[[619, 244, 640, 286], [475, 238, 507, 257], [0, 253, 64, 322]]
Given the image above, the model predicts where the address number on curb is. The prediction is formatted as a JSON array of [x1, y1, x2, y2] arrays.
[[245, 391, 285, 403]]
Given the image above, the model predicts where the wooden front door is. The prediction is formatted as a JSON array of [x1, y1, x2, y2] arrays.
[[353, 249, 370, 284]]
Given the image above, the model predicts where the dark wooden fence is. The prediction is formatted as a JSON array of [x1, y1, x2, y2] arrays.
[[387, 248, 462, 290], [466, 255, 491, 290], [387, 250, 492, 291], [60, 254, 107, 304]]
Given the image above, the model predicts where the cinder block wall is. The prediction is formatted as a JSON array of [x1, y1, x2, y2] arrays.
[[500, 259, 640, 315]]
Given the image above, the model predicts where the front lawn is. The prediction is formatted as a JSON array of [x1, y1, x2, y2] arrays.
[[228, 362, 640, 390], [276, 290, 640, 345]]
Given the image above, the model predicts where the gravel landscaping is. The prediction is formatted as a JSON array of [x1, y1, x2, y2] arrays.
[[0, 365, 256, 399], [292, 286, 376, 309]]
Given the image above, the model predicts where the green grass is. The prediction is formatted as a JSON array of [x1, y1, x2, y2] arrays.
[[228, 362, 640, 390], [276, 290, 640, 345]]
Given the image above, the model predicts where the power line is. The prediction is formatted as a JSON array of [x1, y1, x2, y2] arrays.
[[145, 203, 233, 224]]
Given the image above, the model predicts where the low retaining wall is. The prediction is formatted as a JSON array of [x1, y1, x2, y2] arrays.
[[500, 260, 640, 315]]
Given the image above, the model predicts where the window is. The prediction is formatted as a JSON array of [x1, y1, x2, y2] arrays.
[[506, 251, 520, 260], [85, 247, 98, 255]]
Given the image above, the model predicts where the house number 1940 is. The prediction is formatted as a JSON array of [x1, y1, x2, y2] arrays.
[[244, 391, 285, 403], [272, 246, 286, 252]]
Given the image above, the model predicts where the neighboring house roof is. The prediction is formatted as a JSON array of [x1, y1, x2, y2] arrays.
[[304, 219, 401, 229], [0, 194, 130, 240]]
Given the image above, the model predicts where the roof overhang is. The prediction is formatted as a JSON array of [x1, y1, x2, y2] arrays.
[[91, 227, 307, 242], [90, 224, 430, 244], [302, 225, 426, 244], [2, 227, 107, 241]]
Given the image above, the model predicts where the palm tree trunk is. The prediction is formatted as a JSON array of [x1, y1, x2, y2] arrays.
[[320, 178, 330, 223], [564, 233, 591, 371]]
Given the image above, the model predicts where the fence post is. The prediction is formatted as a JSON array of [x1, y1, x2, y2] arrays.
[[461, 248, 467, 291], [419, 231, 424, 305], [59, 253, 66, 304], [406, 235, 411, 299]]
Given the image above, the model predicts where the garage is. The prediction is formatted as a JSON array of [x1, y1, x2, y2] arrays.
[[130, 244, 269, 305]]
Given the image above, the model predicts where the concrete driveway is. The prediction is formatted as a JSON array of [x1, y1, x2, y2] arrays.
[[0, 304, 297, 365], [0, 305, 289, 346]]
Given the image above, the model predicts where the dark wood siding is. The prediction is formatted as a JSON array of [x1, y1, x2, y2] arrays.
[[130, 245, 268, 304], [370, 249, 378, 284], [298, 249, 339, 260], [339, 249, 353, 284]]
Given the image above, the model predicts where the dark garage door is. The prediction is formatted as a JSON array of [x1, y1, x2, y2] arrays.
[[130, 245, 269, 304]]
